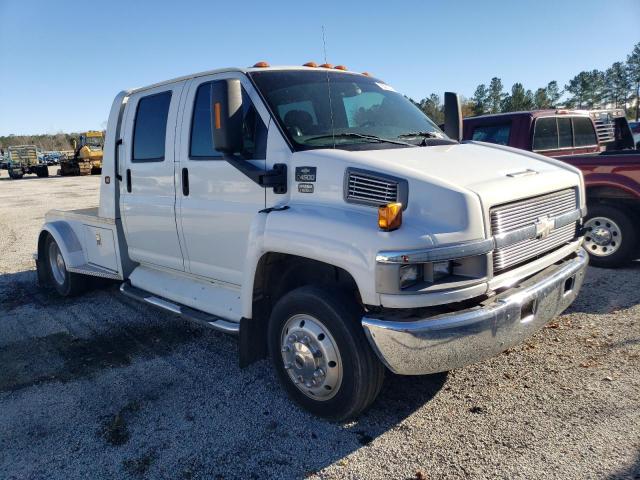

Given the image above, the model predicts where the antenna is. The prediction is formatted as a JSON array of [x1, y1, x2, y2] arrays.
[[322, 26, 336, 148]]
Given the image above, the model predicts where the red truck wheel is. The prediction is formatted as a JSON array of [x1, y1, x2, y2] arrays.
[[583, 204, 637, 268]]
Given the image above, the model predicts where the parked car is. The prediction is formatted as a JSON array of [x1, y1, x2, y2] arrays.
[[464, 109, 640, 268], [36, 64, 588, 420]]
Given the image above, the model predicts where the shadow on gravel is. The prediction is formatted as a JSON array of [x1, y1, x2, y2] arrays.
[[606, 450, 640, 479], [565, 263, 640, 315], [0, 269, 449, 479]]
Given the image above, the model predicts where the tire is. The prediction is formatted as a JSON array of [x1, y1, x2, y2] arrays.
[[44, 235, 87, 296], [268, 286, 385, 421], [583, 203, 637, 268], [36, 166, 49, 178]]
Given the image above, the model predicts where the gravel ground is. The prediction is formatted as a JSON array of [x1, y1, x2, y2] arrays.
[[0, 169, 638, 480]]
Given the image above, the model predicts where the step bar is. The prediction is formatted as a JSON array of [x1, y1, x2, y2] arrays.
[[120, 282, 239, 335]]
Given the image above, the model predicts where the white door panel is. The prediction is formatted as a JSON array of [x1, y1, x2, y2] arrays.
[[120, 83, 185, 271], [177, 74, 267, 285]]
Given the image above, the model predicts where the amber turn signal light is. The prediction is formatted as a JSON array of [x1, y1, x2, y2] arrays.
[[378, 203, 403, 231]]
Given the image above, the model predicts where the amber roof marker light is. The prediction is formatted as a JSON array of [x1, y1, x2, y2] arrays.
[[319, 63, 334, 68], [253, 61, 270, 68], [334, 65, 347, 71], [303, 61, 318, 67]]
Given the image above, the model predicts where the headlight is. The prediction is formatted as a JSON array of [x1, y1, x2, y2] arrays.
[[425, 261, 453, 283], [399, 264, 421, 289]]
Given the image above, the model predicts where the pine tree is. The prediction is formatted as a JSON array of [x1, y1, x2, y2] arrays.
[[502, 83, 534, 112], [546, 81, 562, 107], [488, 78, 506, 114], [627, 42, 640, 120], [472, 84, 489, 115]]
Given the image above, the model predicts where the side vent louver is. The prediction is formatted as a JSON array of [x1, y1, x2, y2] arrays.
[[344, 168, 408, 209]]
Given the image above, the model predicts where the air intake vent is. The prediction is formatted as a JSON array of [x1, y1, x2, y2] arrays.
[[344, 168, 408, 208]]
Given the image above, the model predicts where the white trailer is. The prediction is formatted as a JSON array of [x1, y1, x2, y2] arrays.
[[37, 64, 588, 420]]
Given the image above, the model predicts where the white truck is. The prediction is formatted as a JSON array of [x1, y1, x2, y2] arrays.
[[36, 64, 588, 420]]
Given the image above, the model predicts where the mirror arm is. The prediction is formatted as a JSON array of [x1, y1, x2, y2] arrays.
[[224, 155, 287, 194]]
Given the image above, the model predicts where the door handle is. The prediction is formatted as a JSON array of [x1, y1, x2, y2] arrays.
[[182, 168, 189, 196], [126, 169, 131, 193]]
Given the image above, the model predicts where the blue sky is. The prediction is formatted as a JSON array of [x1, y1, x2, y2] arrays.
[[0, 0, 638, 135]]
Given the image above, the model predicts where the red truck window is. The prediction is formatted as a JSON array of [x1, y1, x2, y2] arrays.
[[533, 116, 597, 151], [573, 117, 597, 147], [471, 123, 511, 145]]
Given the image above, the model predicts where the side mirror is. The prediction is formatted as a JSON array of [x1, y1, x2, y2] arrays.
[[443, 92, 462, 142], [211, 79, 244, 155]]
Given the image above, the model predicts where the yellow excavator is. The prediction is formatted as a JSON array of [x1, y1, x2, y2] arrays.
[[60, 130, 103, 176]]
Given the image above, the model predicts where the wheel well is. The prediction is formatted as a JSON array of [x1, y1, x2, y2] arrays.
[[586, 186, 640, 221], [239, 253, 360, 368]]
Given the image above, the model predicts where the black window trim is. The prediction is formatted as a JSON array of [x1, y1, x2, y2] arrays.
[[532, 115, 598, 153], [188, 80, 224, 161], [471, 120, 512, 146], [187, 77, 269, 161], [131, 90, 172, 163]]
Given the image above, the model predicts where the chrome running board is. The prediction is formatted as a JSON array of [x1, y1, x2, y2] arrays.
[[120, 281, 239, 335]]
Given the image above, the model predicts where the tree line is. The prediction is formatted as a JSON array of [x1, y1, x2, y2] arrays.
[[0, 133, 77, 153], [411, 42, 640, 123]]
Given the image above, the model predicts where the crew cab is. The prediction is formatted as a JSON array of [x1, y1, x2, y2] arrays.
[[464, 110, 640, 268], [37, 64, 588, 420]]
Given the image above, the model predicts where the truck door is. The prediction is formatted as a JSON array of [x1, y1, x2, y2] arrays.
[[176, 74, 268, 284], [120, 83, 185, 271]]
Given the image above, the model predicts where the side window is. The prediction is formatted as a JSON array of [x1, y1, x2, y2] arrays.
[[189, 81, 268, 160], [132, 91, 171, 162], [558, 117, 573, 148], [533, 117, 558, 151], [572, 117, 597, 147], [471, 123, 511, 145]]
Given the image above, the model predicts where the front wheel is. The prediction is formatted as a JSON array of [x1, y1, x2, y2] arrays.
[[268, 286, 385, 421], [583, 204, 637, 268]]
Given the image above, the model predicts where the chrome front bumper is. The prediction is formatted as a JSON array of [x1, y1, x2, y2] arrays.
[[362, 248, 588, 375]]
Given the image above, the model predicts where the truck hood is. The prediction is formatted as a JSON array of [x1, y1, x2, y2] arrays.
[[286, 141, 582, 247], [344, 141, 581, 209]]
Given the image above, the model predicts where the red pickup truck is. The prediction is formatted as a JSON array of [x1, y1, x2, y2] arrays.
[[463, 110, 639, 268]]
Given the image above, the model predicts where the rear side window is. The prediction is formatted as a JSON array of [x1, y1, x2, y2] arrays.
[[471, 123, 511, 145], [533, 117, 557, 150], [190, 81, 268, 160], [573, 117, 597, 147], [132, 91, 172, 162], [558, 117, 572, 148]]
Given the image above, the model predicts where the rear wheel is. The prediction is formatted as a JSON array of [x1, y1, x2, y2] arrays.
[[44, 235, 86, 296], [36, 166, 49, 177], [583, 204, 637, 268], [268, 286, 385, 421]]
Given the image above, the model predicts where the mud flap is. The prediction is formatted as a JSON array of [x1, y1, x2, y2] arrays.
[[238, 316, 268, 368]]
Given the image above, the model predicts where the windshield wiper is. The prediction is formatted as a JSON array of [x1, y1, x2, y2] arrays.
[[305, 133, 414, 147], [397, 131, 440, 139]]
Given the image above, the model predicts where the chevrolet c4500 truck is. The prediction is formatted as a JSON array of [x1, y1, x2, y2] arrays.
[[36, 64, 588, 420]]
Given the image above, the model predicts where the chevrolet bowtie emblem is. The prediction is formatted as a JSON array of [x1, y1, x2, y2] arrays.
[[535, 215, 554, 240]]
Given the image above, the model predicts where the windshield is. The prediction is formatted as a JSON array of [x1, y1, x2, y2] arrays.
[[250, 70, 444, 150], [84, 135, 102, 147]]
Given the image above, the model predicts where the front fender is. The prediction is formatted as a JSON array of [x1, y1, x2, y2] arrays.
[[240, 203, 448, 318]]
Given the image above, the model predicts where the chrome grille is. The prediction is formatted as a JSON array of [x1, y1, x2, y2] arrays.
[[346, 170, 398, 206], [491, 189, 577, 272]]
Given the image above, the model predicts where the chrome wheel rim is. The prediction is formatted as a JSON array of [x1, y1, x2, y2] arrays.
[[584, 216, 622, 257], [48, 241, 66, 285], [280, 314, 343, 401]]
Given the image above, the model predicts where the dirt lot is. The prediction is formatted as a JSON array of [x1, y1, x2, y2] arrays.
[[0, 169, 639, 480]]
